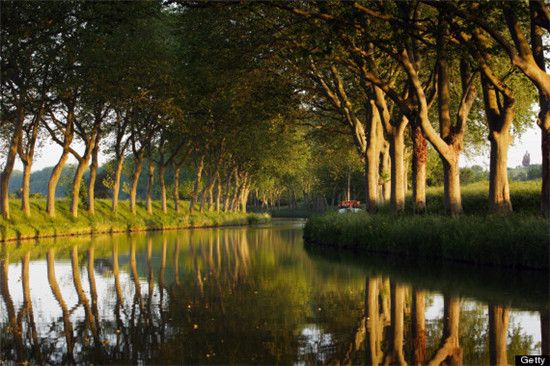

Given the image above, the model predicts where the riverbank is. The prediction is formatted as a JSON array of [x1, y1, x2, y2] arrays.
[[0, 199, 270, 242], [303, 212, 549, 270]]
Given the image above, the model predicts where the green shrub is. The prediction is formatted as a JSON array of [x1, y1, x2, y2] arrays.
[[304, 212, 549, 269]]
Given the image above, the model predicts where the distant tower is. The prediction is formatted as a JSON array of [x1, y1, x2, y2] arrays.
[[522, 151, 530, 167]]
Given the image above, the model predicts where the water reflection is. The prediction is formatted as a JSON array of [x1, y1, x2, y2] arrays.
[[0, 221, 547, 364]]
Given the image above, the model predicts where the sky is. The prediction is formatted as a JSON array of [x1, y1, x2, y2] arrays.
[[13, 124, 543, 173]]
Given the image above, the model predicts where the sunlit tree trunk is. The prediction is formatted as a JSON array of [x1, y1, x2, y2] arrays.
[[365, 102, 381, 212], [112, 156, 125, 212], [130, 152, 144, 214], [21, 160, 32, 216], [390, 122, 406, 213], [18, 112, 41, 217], [70, 153, 91, 218], [223, 169, 233, 212], [190, 154, 204, 214], [475, 54, 515, 214], [411, 121, 427, 214], [46, 110, 75, 217], [173, 162, 181, 213], [88, 136, 100, 214], [381, 141, 391, 203], [215, 174, 222, 212], [0, 107, 25, 220], [528, 3, 550, 217], [146, 159, 155, 214], [159, 162, 167, 214]]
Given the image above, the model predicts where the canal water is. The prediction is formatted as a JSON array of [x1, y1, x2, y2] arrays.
[[1, 219, 548, 364]]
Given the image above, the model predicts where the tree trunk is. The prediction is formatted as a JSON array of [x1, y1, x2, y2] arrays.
[[146, 159, 155, 214], [365, 148, 379, 212], [21, 161, 32, 217], [215, 176, 222, 212], [208, 174, 216, 211], [112, 155, 125, 212], [230, 171, 241, 212], [240, 178, 249, 213], [0, 109, 24, 220], [381, 142, 391, 203], [173, 164, 181, 214], [443, 155, 463, 216], [411, 123, 427, 213], [47, 149, 70, 217], [88, 140, 99, 214], [390, 128, 406, 213], [223, 170, 233, 212], [70, 158, 90, 218], [489, 304, 509, 366], [159, 163, 167, 214], [489, 132, 513, 213], [190, 155, 204, 214], [542, 123, 550, 218], [130, 155, 143, 215], [529, 0, 550, 218], [480, 72, 515, 214], [19, 116, 40, 217]]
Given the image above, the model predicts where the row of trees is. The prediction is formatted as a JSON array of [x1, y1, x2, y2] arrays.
[[0, 2, 304, 219], [264, 0, 548, 216], [1, 1, 549, 220]]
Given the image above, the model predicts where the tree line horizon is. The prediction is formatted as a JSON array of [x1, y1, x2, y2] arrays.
[[1, 0, 549, 220]]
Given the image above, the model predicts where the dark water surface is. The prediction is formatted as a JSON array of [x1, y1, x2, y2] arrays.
[[1, 219, 548, 365]]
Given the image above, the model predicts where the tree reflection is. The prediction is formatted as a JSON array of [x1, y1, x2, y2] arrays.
[[383, 282, 407, 366], [0, 226, 545, 364], [71, 245, 98, 342], [47, 248, 75, 364], [428, 295, 462, 366], [411, 289, 427, 366], [489, 304, 510, 366], [21, 251, 42, 363], [1, 249, 24, 361], [542, 309, 549, 354]]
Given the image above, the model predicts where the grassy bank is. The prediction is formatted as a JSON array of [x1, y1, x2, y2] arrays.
[[0, 198, 270, 242], [409, 180, 542, 215], [304, 211, 549, 270]]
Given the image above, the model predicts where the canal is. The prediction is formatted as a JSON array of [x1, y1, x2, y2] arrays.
[[1, 219, 547, 364]]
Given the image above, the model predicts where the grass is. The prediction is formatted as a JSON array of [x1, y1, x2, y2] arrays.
[[303, 181, 549, 270], [0, 198, 270, 242], [384, 179, 542, 215]]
